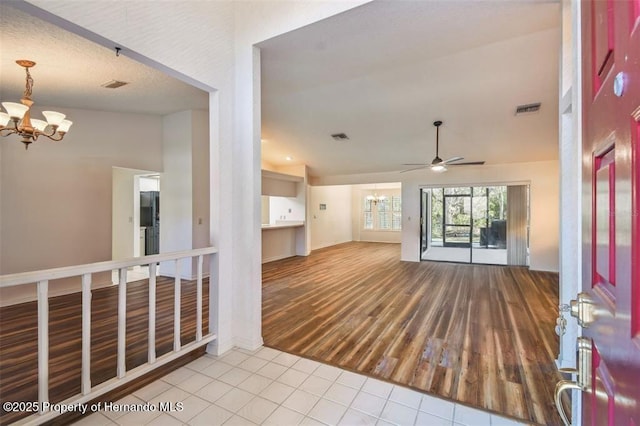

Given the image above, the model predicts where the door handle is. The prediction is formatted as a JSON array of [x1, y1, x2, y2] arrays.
[[569, 292, 595, 327], [554, 337, 592, 426], [555, 380, 581, 426]]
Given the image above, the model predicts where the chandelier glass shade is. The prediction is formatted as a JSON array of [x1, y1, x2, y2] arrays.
[[0, 60, 72, 149]]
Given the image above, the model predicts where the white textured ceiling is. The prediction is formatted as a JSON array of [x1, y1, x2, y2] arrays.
[[0, 3, 208, 116], [259, 0, 561, 177]]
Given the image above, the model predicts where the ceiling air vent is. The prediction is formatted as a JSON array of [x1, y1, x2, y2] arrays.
[[515, 102, 541, 115], [331, 133, 349, 141], [101, 80, 129, 89]]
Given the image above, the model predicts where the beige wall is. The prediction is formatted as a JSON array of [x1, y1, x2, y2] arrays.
[[0, 106, 163, 275], [0, 107, 163, 304]]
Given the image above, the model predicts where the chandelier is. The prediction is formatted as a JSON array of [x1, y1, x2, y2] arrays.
[[366, 193, 387, 205], [0, 60, 72, 149]]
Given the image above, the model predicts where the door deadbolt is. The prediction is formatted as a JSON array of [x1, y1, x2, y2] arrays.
[[569, 292, 595, 328]]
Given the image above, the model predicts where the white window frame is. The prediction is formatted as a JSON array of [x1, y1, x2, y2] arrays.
[[363, 193, 401, 231]]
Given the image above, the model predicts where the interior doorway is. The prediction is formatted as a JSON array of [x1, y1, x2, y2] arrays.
[[420, 184, 530, 265]]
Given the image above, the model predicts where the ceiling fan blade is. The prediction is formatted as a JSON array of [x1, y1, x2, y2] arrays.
[[448, 161, 486, 166], [400, 165, 429, 173], [442, 156, 464, 165], [402, 163, 430, 166]]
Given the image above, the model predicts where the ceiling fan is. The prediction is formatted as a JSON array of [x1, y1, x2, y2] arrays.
[[401, 120, 485, 173]]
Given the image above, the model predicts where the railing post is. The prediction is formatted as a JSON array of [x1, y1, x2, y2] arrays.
[[117, 268, 127, 378], [174, 259, 181, 352], [196, 255, 203, 341], [81, 274, 92, 395], [148, 263, 157, 364], [37, 280, 49, 414]]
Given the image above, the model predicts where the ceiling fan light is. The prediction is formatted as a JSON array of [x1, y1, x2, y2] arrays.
[[42, 110, 66, 126], [30, 119, 48, 132], [431, 164, 447, 172], [2, 102, 29, 120]]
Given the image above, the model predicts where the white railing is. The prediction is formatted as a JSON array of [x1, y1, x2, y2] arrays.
[[0, 247, 218, 425]]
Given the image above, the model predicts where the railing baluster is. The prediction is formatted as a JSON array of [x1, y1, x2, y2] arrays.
[[196, 255, 203, 341], [81, 273, 92, 395], [148, 263, 157, 364], [117, 268, 127, 378], [174, 259, 181, 352], [37, 280, 49, 414], [0, 247, 217, 424]]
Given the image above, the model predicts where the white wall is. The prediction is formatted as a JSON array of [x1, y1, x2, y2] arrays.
[[0, 106, 163, 303], [161, 109, 210, 278], [113, 168, 139, 261], [269, 197, 305, 223], [192, 109, 211, 251], [309, 185, 353, 250], [161, 111, 194, 256]]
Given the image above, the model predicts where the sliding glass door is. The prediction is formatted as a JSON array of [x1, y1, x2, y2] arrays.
[[421, 185, 527, 266]]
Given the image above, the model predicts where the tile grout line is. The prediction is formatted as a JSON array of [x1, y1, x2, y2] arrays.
[[106, 348, 523, 426]]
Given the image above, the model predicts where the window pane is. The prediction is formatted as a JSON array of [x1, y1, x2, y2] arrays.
[[392, 212, 402, 230], [378, 199, 390, 229], [392, 196, 402, 212], [364, 212, 373, 229], [444, 187, 471, 195], [444, 196, 471, 225], [444, 225, 470, 244]]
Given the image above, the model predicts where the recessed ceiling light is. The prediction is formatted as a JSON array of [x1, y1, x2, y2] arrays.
[[286, 156, 293, 161]]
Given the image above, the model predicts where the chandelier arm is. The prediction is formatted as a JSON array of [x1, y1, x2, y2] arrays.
[[0, 127, 20, 137], [41, 132, 65, 142]]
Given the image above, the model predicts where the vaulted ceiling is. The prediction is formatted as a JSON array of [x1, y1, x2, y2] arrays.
[[259, 0, 561, 177], [1, 1, 560, 180]]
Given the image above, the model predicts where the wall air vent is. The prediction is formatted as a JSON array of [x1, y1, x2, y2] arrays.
[[331, 133, 349, 141], [515, 102, 541, 115], [101, 80, 129, 89]]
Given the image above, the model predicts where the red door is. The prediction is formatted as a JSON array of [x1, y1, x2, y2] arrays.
[[580, 0, 640, 425]]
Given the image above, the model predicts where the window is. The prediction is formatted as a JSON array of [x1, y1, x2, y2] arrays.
[[363, 193, 401, 231], [392, 195, 402, 230], [364, 198, 374, 230]]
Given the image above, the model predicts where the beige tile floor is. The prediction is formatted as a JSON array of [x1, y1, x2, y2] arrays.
[[73, 347, 527, 426]]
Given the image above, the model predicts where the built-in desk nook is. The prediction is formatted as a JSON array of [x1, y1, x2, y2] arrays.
[[261, 169, 308, 263]]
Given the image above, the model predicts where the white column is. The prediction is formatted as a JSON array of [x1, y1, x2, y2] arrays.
[[37, 280, 49, 413], [117, 268, 127, 378], [174, 259, 181, 352], [148, 262, 157, 363], [81, 274, 92, 395]]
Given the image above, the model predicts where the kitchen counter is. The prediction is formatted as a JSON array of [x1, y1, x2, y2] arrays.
[[261, 222, 305, 263], [262, 221, 304, 230]]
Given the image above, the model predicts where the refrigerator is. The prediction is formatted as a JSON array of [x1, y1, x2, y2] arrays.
[[140, 191, 160, 255]]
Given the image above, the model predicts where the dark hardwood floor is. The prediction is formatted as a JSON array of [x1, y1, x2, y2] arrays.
[[262, 242, 563, 425], [0, 276, 209, 425]]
